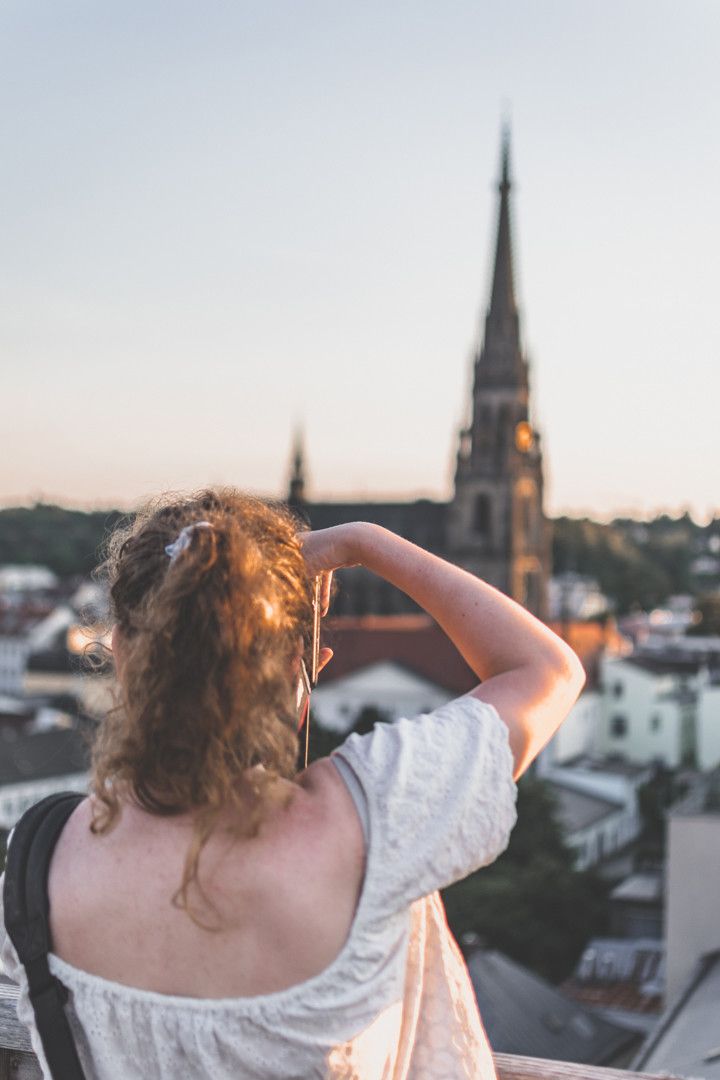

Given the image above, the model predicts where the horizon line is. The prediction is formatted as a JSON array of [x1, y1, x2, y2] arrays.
[[0, 491, 717, 528]]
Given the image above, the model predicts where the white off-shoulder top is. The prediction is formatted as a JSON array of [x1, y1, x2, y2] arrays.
[[1, 695, 518, 1079]]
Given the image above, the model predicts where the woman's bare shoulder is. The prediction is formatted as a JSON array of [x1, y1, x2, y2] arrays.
[[299, 757, 365, 852]]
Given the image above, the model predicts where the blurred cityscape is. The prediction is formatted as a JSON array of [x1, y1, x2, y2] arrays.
[[1, 132, 719, 1077]]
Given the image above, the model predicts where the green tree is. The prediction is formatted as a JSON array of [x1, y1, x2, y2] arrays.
[[300, 720, 345, 769], [299, 706, 390, 771], [350, 705, 390, 737], [635, 765, 688, 861], [0, 504, 125, 577], [552, 517, 672, 613], [689, 594, 720, 636]]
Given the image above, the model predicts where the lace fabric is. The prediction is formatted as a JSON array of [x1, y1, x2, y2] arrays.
[[1, 695, 517, 1079]]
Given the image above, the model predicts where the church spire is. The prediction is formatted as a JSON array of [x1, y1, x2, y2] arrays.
[[287, 427, 307, 506], [474, 123, 525, 389], [448, 126, 549, 620], [488, 126, 517, 326]]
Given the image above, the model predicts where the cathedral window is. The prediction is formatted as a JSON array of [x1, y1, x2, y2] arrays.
[[473, 494, 492, 537], [476, 406, 493, 456], [520, 495, 533, 539], [495, 405, 510, 459], [515, 420, 534, 453], [523, 570, 541, 613]]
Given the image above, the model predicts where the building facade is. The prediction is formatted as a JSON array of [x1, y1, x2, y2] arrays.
[[599, 646, 720, 770], [446, 131, 549, 616], [664, 771, 720, 1006]]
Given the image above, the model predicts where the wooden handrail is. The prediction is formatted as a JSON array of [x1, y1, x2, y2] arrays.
[[1, 980, 39, 1078], [0, 981, 684, 1079], [493, 1056, 682, 1079]]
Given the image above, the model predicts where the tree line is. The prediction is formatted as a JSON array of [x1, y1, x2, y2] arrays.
[[1, 503, 718, 613]]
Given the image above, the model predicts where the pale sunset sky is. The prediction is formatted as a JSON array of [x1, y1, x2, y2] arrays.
[[1, 1, 719, 522]]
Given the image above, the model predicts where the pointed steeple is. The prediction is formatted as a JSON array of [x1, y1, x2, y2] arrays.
[[488, 127, 518, 329], [475, 124, 525, 386], [287, 428, 307, 506]]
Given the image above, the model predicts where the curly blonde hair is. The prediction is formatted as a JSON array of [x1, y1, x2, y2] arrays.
[[90, 488, 313, 924]]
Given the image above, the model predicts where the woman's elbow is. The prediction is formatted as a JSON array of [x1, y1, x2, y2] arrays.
[[549, 642, 586, 706]]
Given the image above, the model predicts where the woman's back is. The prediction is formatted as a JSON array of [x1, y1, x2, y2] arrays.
[[2, 497, 585, 1078], [47, 758, 365, 999], [3, 694, 521, 1080]]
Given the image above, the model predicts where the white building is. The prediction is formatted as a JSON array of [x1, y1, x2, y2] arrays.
[[0, 772, 89, 832], [0, 604, 76, 694], [544, 759, 649, 870], [548, 782, 628, 870], [617, 597, 699, 647], [311, 660, 453, 733], [0, 631, 30, 694], [536, 690, 603, 774], [633, 771, 720, 1077], [0, 725, 90, 832], [309, 615, 477, 734], [697, 672, 720, 771], [597, 648, 720, 769], [548, 573, 611, 622], [0, 565, 58, 593], [664, 771, 720, 1005]]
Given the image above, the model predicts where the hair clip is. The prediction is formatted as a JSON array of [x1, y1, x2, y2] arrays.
[[164, 521, 213, 563]]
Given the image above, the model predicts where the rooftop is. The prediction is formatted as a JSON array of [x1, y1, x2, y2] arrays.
[[669, 769, 720, 817], [624, 654, 710, 677], [547, 781, 624, 833], [634, 950, 720, 1077], [0, 725, 89, 787], [466, 948, 640, 1066], [558, 756, 652, 780], [319, 615, 617, 697], [319, 615, 477, 694], [570, 939, 664, 994], [610, 873, 664, 906]]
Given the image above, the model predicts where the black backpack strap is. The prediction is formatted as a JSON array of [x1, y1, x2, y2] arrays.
[[3, 792, 87, 1080]]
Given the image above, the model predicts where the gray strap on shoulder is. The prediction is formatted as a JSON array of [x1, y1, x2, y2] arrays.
[[331, 756, 369, 846]]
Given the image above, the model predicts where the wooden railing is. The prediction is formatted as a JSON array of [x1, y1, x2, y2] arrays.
[[0, 980, 684, 1079]]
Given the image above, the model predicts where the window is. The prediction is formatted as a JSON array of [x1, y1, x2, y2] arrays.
[[473, 494, 492, 537], [515, 420, 533, 453], [495, 404, 510, 460], [524, 571, 541, 614], [611, 714, 628, 737], [477, 406, 493, 455], [613, 681, 624, 698], [518, 494, 535, 545], [650, 713, 662, 732]]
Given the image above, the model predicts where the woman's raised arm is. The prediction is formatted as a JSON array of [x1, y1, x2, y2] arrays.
[[302, 522, 585, 779]]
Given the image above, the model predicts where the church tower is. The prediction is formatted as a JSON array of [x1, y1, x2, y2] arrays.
[[447, 129, 550, 619], [286, 428, 307, 509]]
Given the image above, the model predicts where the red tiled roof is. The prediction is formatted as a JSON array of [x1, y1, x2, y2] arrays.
[[0, 610, 43, 636], [561, 981, 663, 1016], [318, 616, 617, 694], [548, 620, 625, 689], [319, 615, 476, 694]]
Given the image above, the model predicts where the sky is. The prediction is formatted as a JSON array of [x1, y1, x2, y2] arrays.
[[1, 1, 719, 522]]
